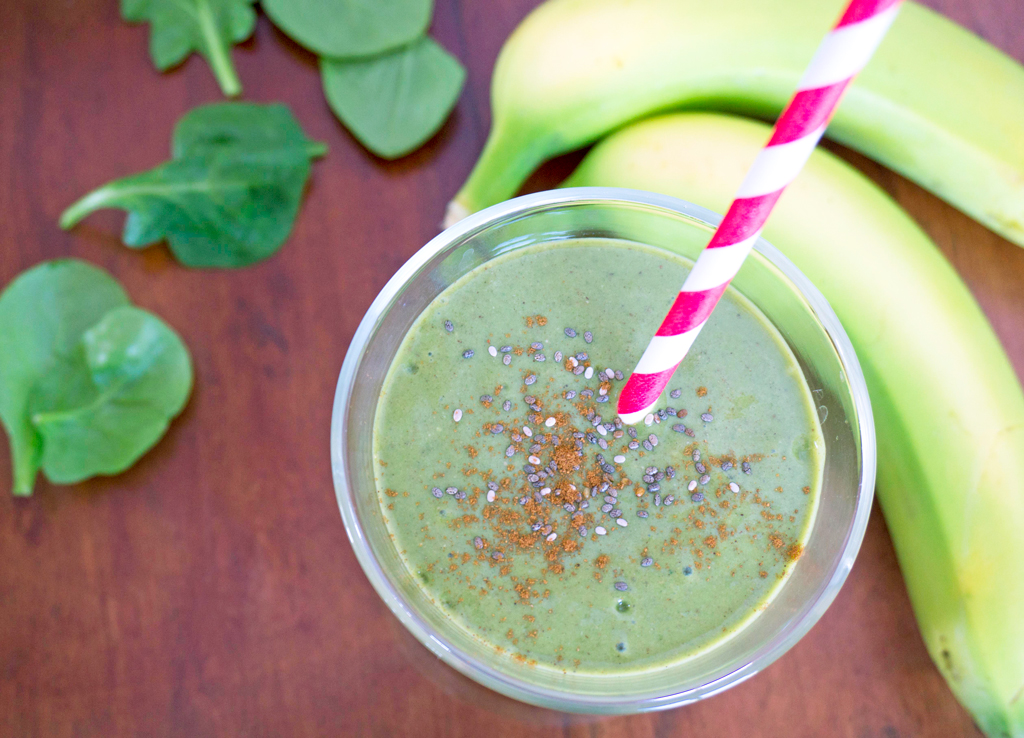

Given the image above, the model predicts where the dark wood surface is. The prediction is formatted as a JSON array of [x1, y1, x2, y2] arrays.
[[1, 1, 1022, 735]]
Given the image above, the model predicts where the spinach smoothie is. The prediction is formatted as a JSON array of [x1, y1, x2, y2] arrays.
[[373, 239, 824, 674]]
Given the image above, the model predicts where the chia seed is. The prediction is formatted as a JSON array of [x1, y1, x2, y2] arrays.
[[505, 445, 516, 457], [578, 526, 588, 536], [554, 351, 563, 362], [473, 537, 483, 549], [491, 424, 504, 434], [615, 371, 623, 380], [503, 354, 512, 366], [584, 331, 594, 343], [530, 342, 543, 350], [598, 439, 608, 450], [535, 354, 546, 362], [666, 466, 675, 479], [637, 510, 648, 518], [628, 441, 639, 450], [641, 557, 653, 567], [524, 374, 537, 386], [691, 492, 704, 502], [480, 394, 493, 404], [742, 461, 752, 474], [573, 365, 585, 375], [524, 395, 537, 404], [692, 450, 701, 462], [670, 389, 682, 399], [596, 396, 608, 403], [462, 349, 474, 358], [503, 400, 511, 411], [729, 482, 740, 493], [613, 581, 628, 591], [609, 509, 622, 518], [431, 487, 443, 498], [701, 412, 714, 422], [564, 390, 577, 399], [564, 327, 577, 338], [663, 495, 674, 506], [685, 428, 696, 437], [654, 494, 661, 506], [445, 486, 457, 496], [648, 483, 660, 493], [721, 461, 733, 471], [627, 427, 637, 439], [492, 552, 504, 560], [700, 474, 710, 485], [665, 407, 677, 416], [576, 352, 588, 361], [649, 434, 659, 447], [642, 440, 653, 451], [695, 462, 706, 474]]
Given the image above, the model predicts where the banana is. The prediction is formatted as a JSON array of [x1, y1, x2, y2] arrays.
[[447, 0, 1024, 249], [563, 112, 1024, 737]]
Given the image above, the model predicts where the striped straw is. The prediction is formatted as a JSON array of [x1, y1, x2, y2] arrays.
[[617, 0, 902, 425]]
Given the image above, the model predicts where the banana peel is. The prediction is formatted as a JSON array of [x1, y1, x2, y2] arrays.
[[564, 112, 1024, 737], [448, 0, 1024, 249]]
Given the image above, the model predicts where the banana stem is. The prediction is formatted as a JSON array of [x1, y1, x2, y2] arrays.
[[449, 124, 550, 219]]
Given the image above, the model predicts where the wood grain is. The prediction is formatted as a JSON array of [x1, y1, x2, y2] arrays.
[[0, 1, 1021, 735]]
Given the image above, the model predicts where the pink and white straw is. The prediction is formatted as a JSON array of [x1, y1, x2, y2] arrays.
[[617, 0, 902, 424]]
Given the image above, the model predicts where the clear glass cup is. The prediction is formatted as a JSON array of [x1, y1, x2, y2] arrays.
[[330, 188, 875, 713]]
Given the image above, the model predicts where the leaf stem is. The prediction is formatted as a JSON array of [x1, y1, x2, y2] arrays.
[[307, 141, 329, 158], [196, 0, 242, 97], [10, 435, 38, 496], [60, 185, 118, 229]]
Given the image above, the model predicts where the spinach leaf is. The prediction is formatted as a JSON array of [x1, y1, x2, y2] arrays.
[[262, 0, 432, 59], [29, 306, 192, 486], [121, 0, 256, 97], [321, 37, 465, 160], [59, 102, 327, 269], [0, 260, 192, 496]]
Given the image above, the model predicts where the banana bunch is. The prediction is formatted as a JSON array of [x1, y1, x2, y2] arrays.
[[564, 113, 1024, 737], [446, 0, 1024, 250]]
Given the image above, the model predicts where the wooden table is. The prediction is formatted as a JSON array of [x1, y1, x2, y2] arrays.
[[1, 1, 1020, 735]]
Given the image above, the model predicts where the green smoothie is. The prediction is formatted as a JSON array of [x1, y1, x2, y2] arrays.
[[373, 238, 824, 674]]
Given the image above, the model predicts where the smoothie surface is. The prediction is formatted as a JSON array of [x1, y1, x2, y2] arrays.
[[373, 238, 824, 673]]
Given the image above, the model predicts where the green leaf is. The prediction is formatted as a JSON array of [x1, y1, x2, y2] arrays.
[[121, 0, 256, 97], [59, 102, 327, 269], [262, 0, 432, 59], [0, 261, 130, 495], [321, 37, 465, 160], [28, 306, 193, 485]]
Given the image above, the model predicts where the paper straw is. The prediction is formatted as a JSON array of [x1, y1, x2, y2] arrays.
[[617, 0, 902, 424]]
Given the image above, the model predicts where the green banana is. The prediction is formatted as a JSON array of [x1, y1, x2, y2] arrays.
[[564, 112, 1024, 737], [448, 0, 1024, 249]]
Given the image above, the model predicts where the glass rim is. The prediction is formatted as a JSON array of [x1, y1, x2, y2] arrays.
[[330, 187, 877, 713]]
